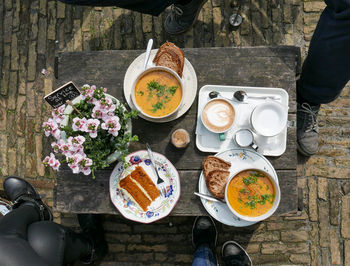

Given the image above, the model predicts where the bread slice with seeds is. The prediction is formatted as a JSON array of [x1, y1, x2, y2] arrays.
[[206, 170, 230, 199]]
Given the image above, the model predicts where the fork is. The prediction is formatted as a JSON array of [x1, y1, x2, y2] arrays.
[[146, 143, 166, 196]]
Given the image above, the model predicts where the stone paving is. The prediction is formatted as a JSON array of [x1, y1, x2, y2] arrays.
[[0, 0, 349, 265]]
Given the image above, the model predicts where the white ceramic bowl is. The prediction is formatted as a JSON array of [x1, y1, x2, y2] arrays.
[[224, 168, 281, 222], [131, 66, 184, 119], [250, 101, 288, 137]]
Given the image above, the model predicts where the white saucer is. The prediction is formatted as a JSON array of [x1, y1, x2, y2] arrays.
[[123, 49, 198, 123]]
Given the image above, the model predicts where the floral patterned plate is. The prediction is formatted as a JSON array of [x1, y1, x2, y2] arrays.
[[198, 148, 279, 227], [110, 150, 180, 223]]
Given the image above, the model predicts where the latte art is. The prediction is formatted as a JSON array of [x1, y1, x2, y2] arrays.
[[202, 99, 235, 133]]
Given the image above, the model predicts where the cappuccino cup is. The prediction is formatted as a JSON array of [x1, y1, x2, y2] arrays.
[[201, 98, 235, 141]]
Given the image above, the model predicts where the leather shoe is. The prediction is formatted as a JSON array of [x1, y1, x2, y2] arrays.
[[222, 241, 252, 266], [192, 216, 217, 250], [3, 176, 52, 221], [78, 214, 108, 264]]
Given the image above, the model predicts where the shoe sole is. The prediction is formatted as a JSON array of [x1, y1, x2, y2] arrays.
[[221, 240, 253, 266], [164, 0, 208, 35], [296, 141, 316, 157]]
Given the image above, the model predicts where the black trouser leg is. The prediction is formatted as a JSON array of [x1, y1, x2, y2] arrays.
[[0, 205, 40, 238], [58, 0, 176, 16], [298, 0, 350, 104], [0, 205, 91, 266], [0, 205, 49, 266], [28, 221, 92, 265]]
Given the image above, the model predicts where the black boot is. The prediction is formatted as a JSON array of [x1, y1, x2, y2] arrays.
[[78, 214, 108, 264], [222, 241, 252, 266], [164, 0, 208, 34], [3, 176, 53, 221], [192, 216, 217, 252]]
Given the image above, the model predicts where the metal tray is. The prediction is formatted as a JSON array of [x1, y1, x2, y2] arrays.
[[195, 85, 289, 156]]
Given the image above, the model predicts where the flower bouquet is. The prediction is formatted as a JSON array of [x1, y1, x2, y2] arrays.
[[42, 85, 138, 178]]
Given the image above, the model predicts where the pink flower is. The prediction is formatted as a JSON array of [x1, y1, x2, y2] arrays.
[[101, 116, 121, 137], [66, 154, 93, 175], [43, 153, 60, 171], [51, 141, 61, 153], [52, 105, 66, 124], [86, 119, 100, 138], [68, 136, 86, 146], [96, 98, 116, 113], [72, 117, 87, 132], [91, 105, 108, 120], [42, 119, 61, 140], [66, 154, 81, 174], [60, 142, 74, 156], [79, 157, 93, 175], [81, 84, 95, 100]]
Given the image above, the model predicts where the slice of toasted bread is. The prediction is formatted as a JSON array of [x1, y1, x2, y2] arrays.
[[153, 42, 184, 77], [202, 156, 231, 179], [206, 170, 230, 199], [163, 42, 184, 72], [155, 50, 182, 76]]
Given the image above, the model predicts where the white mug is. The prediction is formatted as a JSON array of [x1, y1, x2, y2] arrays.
[[234, 129, 258, 151], [201, 98, 236, 141]]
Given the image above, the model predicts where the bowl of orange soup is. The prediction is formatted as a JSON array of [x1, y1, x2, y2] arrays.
[[131, 66, 183, 119], [225, 169, 281, 222]]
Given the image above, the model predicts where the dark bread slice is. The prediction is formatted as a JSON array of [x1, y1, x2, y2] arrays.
[[202, 156, 231, 179], [163, 42, 184, 72], [155, 50, 182, 77], [206, 170, 230, 199], [153, 42, 184, 77]]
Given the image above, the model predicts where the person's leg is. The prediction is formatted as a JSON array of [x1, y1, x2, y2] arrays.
[[0, 205, 40, 238], [193, 244, 216, 266], [28, 221, 93, 266], [58, 0, 175, 16], [297, 0, 350, 156], [222, 241, 252, 266], [192, 216, 217, 266], [298, 1, 350, 104], [164, 0, 208, 34], [0, 205, 50, 266]]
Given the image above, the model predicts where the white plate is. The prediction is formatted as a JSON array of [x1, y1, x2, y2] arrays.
[[251, 101, 288, 137], [123, 49, 197, 123], [110, 150, 180, 223], [195, 85, 289, 156], [198, 148, 279, 227]]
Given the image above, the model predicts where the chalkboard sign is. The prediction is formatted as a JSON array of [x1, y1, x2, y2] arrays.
[[44, 81, 81, 108]]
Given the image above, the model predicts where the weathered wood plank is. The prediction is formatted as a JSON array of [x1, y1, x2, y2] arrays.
[[54, 169, 297, 216]]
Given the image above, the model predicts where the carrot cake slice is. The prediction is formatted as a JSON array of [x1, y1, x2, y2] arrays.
[[131, 166, 161, 201], [119, 174, 151, 211]]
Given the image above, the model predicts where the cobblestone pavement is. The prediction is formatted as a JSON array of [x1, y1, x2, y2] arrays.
[[0, 0, 349, 265]]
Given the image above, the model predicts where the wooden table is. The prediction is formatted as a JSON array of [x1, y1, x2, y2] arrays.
[[54, 46, 300, 217]]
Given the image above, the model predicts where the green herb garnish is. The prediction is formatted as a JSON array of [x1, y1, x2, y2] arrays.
[[250, 171, 265, 178], [239, 188, 249, 194], [146, 80, 178, 113], [243, 175, 258, 186], [258, 194, 274, 205]]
